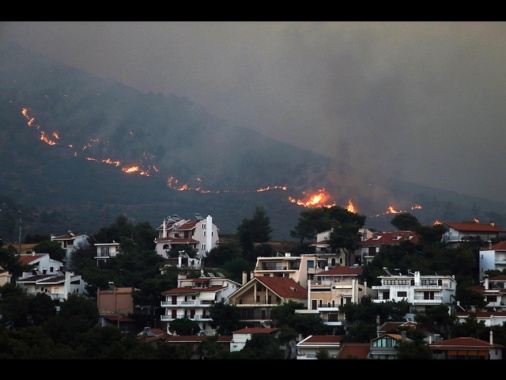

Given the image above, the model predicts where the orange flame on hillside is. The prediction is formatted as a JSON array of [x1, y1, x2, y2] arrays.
[[288, 189, 336, 208], [18, 106, 431, 217]]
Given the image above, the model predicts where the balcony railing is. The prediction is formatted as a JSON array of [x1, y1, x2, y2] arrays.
[[161, 300, 214, 307], [160, 314, 212, 322]]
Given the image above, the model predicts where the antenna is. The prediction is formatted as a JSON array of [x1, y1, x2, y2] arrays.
[[383, 267, 392, 276]]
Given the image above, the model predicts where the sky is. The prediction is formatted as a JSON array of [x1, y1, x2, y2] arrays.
[[1, 21, 506, 204]]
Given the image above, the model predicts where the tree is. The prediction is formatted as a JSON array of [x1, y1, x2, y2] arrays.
[[33, 240, 66, 262], [390, 213, 421, 231], [169, 317, 201, 336], [290, 207, 333, 244], [237, 206, 273, 259], [0, 244, 27, 278], [239, 333, 284, 359], [208, 299, 241, 335], [206, 241, 242, 267]]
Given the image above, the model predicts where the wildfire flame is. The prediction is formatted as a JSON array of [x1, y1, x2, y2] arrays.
[[19, 106, 428, 216], [288, 189, 336, 208]]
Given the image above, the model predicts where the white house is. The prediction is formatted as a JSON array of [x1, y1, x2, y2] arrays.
[[51, 231, 90, 270], [94, 241, 121, 266], [154, 214, 219, 261], [371, 270, 457, 313], [160, 272, 241, 336], [16, 270, 87, 304], [479, 240, 506, 280], [441, 221, 506, 248]]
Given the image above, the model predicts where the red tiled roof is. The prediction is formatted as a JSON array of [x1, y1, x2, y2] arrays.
[[361, 231, 420, 246], [299, 335, 343, 345], [18, 254, 45, 266], [316, 266, 363, 276], [444, 222, 506, 233], [155, 237, 200, 244], [488, 275, 506, 281], [379, 321, 416, 332], [337, 343, 370, 359], [429, 336, 504, 348], [255, 276, 308, 300], [486, 240, 506, 250], [166, 335, 232, 343], [162, 285, 225, 295], [232, 327, 279, 334]]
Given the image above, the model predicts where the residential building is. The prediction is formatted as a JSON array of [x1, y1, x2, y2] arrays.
[[310, 228, 374, 266], [359, 230, 421, 264], [296, 334, 343, 360], [228, 276, 308, 328], [94, 241, 120, 266], [12, 252, 85, 307], [467, 275, 506, 312], [296, 266, 375, 331], [253, 253, 334, 289], [371, 270, 457, 313], [97, 286, 139, 331], [429, 335, 504, 360], [455, 310, 506, 327], [51, 231, 90, 270], [160, 273, 241, 336], [154, 214, 219, 263], [230, 327, 280, 352], [369, 332, 411, 359], [137, 327, 167, 346], [16, 270, 86, 304], [17, 252, 64, 274], [441, 221, 506, 248], [479, 240, 506, 280]]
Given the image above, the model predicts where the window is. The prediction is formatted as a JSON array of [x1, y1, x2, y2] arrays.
[[397, 291, 407, 297]]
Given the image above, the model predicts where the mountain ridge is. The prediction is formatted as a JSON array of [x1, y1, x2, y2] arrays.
[[1, 41, 506, 241]]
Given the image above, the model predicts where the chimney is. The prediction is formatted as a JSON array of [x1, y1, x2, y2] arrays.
[[242, 271, 248, 285], [490, 330, 493, 345], [401, 331, 406, 342]]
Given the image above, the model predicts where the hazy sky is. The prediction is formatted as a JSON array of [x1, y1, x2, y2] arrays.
[[2, 21, 506, 204]]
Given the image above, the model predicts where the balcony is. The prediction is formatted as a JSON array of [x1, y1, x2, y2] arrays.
[[161, 300, 214, 307], [160, 314, 212, 322]]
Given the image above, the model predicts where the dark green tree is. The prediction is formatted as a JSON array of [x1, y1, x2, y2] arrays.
[[0, 283, 30, 328], [237, 206, 273, 261], [290, 207, 334, 244], [0, 244, 27, 278], [42, 293, 100, 345], [206, 241, 242, 267], [32, 240, 66, 262], [208, 298, 241, 335], [238, 333, 284, 359], [414, 304, 457, 339], [169, 317, 201, 336], [396, 340, 432, 359], [456, 286, 487, 310], [390, 212, 422, 231]]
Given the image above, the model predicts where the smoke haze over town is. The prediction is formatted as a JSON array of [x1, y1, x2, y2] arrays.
[[2, 21, 506, 205]]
